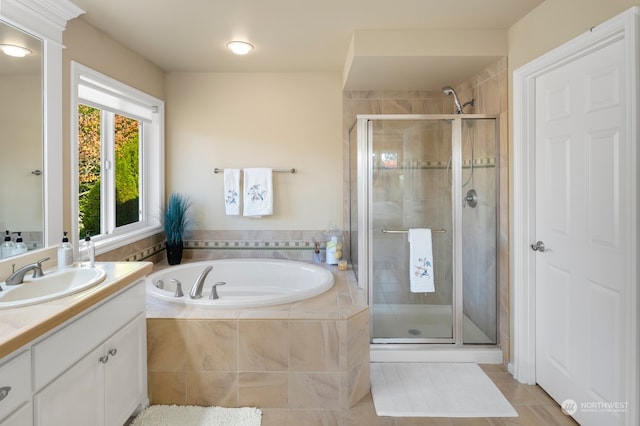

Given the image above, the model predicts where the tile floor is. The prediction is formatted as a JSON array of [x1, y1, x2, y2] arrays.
[[126, 363, 577, 425], [256, 364, 579, 426]]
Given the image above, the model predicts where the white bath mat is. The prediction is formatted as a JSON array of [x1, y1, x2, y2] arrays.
[[370, 362, 518, 418], [130, 405, 262, 426]]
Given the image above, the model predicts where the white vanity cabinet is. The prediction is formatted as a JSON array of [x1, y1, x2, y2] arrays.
[[33, 280, 147, 426], [0, 277, 148, 426], [34, 314, 146, 426], [0, 351, 32, 425]]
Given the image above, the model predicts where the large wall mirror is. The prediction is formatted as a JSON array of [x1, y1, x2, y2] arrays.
[[0, 20, 43, 258]]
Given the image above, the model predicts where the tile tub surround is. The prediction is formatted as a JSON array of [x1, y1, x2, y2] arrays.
[[145, 263, 370, 412]]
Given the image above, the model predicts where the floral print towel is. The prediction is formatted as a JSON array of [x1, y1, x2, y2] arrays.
[[224, 169, 240, 215], [408, 229, 434, 292], [243, 168, 273, 216]]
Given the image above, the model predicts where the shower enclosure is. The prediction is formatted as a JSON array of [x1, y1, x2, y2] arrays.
[[349, 114, 499, 357]]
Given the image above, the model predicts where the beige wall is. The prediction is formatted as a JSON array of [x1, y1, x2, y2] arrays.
[[164, 72, 343, 231], [63, 19, 165, 100]]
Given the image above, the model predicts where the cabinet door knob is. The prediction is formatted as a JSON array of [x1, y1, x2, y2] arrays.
[[99, 355, 109, 364], [108, 348, 117, 357], [0, 386, 11, 401]]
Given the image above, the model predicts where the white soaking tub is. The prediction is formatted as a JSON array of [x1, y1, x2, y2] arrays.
[[146, 258, 334, 308]]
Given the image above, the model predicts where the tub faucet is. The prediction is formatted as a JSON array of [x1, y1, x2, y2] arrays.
[[189, 265, 213, 299], [170, 279, 184, 297], [5, 257, 50, 286], [209, 282, 226, 300]]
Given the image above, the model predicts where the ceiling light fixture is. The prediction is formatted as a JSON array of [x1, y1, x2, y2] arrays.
[[0, 44, 31, 58], [226, 41, 254, 55]]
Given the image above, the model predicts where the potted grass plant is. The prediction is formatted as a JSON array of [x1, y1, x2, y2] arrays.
[[164, 192, 191, 265]]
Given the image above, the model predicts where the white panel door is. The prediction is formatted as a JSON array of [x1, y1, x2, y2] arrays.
[[535, 36, 628, 426]]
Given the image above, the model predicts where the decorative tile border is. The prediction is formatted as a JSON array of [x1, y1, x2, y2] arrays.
[[182, 239, 319, 262], [184, 239, 315, 250], [373, 156, 496, 170], [122, 232, 333, 263], [124, 241, 166, 262]]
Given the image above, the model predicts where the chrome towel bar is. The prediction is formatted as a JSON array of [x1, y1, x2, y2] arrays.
[[214, 167, 296, 174], [381, 228, 447, 234]]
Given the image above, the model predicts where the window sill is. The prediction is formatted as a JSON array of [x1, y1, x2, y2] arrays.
[[89, 226, 163, 257]]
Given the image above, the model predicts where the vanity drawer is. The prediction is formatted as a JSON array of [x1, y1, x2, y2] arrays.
[[0, 350, 31, 421], [32, 280, 145, 390]]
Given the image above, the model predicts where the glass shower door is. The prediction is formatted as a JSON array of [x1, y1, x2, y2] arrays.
[[369, 119, 455, 343]]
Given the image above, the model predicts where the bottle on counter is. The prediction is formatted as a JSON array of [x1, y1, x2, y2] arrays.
[[81, 232, 95, 267], [12, 232, 28, 256], [326, 236, 338, 265], [1, 231, 13, 258], [57, 231, 74, 268]]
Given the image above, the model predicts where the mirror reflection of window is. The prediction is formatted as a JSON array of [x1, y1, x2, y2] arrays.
[[0, 21, 43, 257]]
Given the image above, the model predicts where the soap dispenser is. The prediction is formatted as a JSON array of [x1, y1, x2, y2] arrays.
[[1, 231, 13, 259], [58, 231, 73, 268], [12, 232, 28, 255], [81, 232, 95, 267], [326, 236, 338, 265]]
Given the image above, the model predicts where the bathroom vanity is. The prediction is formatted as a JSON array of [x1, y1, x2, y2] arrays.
[[0, 262, 152, 425]]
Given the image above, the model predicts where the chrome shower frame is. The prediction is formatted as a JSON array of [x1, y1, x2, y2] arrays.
[[351, 113, 502, 363]]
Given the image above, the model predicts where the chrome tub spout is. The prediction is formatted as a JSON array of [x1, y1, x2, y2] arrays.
[[189, 265, 213, 299]]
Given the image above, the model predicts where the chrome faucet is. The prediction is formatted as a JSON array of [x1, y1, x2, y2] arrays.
[[6, 257, 50, 285], [209, 282, 226, 300], [189, 265, 213, 299]]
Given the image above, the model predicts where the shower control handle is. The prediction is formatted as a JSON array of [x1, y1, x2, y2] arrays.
[[463, 189, 478, 208], [530, 241, 546, 252]]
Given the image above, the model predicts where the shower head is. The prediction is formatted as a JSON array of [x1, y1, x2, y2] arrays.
[[442, 86, 463, 114]]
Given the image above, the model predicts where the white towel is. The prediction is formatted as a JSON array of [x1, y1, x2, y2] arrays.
[[408, 228, 435, 292], [243, 168, 273, 216], [223, 169, 240, 215]]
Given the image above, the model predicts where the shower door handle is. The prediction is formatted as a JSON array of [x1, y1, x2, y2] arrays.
[[530, 241, 546, 252]]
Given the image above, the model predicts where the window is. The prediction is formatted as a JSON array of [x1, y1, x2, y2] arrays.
[[71, 62, 164, 255]]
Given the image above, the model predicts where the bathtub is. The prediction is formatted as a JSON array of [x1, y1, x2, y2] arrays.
[[146, 258, 334, 308]]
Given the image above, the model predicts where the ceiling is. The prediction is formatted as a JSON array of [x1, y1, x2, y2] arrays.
[[70, 0, 545, 90]]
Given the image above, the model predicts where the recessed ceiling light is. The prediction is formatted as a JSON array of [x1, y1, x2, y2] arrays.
[[227, 41, 254, 55], [0, 44, 31, 58]]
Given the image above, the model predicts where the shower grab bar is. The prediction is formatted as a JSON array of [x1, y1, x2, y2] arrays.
[[214, 167, 297, 174], [381, 228, 447, 234]]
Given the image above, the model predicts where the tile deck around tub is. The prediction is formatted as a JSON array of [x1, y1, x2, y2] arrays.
[[145, 262, 370, 412]]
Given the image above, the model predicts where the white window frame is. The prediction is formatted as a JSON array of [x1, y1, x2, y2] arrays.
[[70, 62, 164, 257]]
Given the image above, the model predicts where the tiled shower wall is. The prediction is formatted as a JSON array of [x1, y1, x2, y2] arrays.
[[342, 58, 509, 360]]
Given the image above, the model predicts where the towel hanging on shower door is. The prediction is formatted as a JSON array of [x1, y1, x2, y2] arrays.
[[408, 228, 435, 292]]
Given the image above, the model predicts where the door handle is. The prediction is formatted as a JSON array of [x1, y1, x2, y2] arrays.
[[530, 241, 546, 252]]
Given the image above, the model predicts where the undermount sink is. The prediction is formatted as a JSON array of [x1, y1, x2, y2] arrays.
[[0, 267, 107, 309]]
